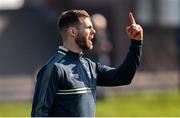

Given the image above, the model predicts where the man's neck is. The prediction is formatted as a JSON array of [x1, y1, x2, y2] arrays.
[[63, 41, 83, 54]]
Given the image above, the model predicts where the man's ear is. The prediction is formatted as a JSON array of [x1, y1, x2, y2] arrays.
[[68, 27, 77, 38]]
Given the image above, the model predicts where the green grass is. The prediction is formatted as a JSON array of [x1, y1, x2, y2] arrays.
[[0, 91, 180, 117], [96, 91, 180, 117], [0, 101, 31, 117]]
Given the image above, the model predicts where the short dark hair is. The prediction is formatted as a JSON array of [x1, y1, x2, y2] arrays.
[[57, 9, 90, 34]]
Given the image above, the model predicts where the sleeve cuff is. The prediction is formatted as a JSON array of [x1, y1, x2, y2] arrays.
[[130, 39, 143, 47]]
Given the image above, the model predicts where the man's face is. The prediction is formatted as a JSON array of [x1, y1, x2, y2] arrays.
[[75, 17, 96, 50]]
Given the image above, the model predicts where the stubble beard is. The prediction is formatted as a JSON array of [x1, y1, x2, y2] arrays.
[[75, 34, 92, 50]]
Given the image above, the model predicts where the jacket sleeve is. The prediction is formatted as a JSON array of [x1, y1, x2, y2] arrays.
[[31, 64, 60, 117], [97, 40, 143, 86]]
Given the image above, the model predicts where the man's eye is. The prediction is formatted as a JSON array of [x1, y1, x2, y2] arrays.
[[88, 26, 92, 29]]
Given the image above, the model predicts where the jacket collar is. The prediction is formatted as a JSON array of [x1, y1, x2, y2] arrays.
[[58, 46, 83, 60]]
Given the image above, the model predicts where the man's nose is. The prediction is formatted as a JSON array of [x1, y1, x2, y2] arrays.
[[92, 28, 96, 34]]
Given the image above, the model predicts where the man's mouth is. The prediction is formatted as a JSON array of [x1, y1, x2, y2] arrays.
[[88, 39, 92, 45], [89, 35, 94, 40]]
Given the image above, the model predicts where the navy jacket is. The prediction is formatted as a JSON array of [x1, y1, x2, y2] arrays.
[[31, 40, 143, 117]]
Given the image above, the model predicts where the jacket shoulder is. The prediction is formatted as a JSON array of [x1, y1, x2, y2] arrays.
[[37, 52, 65, 77]]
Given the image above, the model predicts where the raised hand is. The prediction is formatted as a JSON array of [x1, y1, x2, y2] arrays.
[[126, 12, 143, 41]]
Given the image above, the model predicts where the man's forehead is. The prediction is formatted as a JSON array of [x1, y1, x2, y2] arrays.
[[79, 17, 93, 26]]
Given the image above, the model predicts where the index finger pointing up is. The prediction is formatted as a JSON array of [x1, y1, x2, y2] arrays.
[[129, 12, 136, 25]]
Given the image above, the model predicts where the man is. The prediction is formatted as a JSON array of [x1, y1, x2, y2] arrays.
[[31, 9, 143, 117]]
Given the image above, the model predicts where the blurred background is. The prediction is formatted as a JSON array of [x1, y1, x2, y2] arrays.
[[0, 0, 180, 116]]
